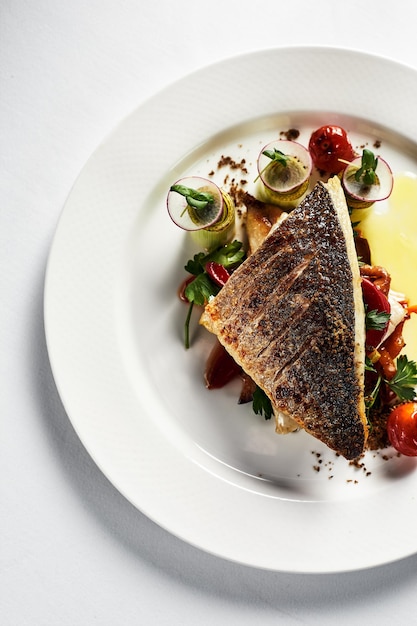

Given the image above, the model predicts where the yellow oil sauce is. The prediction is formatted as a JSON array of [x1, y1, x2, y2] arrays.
[[352, 172, 417, 358]]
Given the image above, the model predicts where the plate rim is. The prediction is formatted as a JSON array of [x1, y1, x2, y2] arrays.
[[44, 46, 417, 573]]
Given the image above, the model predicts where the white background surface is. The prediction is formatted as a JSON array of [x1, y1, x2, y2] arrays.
[[3, 1, 417, 624]]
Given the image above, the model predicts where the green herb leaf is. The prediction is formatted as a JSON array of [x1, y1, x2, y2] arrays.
[[184, 273, 219, 307], [184, 240, 245, 276], [365, 374, 382, 412], [262, 148, 289, 167], [252, 386, 273, 420], [365, 356, 377, 373], [183, 274, 220, 350], [354, 149, 379, 186], [208, 240, 245, 269], [182, 241, 245, 349], [170, 184, 214, 211], [386, 355, 417, 402], [184, 251, 208, 276], [184, 301, 194, 350], [254, 148, 290, 183], [365, 308, 391, 331]]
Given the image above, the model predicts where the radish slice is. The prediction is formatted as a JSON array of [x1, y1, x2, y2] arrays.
[[342, 154, 393, 203], [257, 140, 312, 194], [167, 176, 223, 231]]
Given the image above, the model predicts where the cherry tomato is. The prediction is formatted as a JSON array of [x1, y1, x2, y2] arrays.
[[361, 277, 391, 350], [387, 402, 417, 456], [308, 125, 355, 174]]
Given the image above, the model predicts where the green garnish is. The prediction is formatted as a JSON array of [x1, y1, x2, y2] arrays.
[[254, 148, 290, 183], [252, 386, 273, 420], [365, 355, 417, 413], [185, 272, 219, 307], [262, 148, 290, 167], [184, 239, 245, 275], [365, 308, 391, 331], [170, 184, 214, 212], [387, 355, 417, 402], [364, 357, 382, 412], [354, 149, 379, 186], [182, 240, 245, 348]]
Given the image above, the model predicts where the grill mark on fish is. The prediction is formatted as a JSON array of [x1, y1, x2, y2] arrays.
[[255, 295, 312, 360], [223, 255, 316, 347], [221, 261, 318, 364]]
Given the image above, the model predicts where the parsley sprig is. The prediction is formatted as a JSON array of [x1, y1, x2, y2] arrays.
[[182, 240, 245, 348], [184, 240, 245, 275], [366, 355, 417, 412], [387, 355, 417, 401], [365, 308, 391, 331], [252, 386, 273, 420]]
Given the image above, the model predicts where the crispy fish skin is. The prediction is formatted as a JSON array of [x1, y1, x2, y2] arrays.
[[200, 178, 367, 460]]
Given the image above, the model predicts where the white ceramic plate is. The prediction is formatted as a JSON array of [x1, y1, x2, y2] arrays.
[[45, 47, 417, 573]]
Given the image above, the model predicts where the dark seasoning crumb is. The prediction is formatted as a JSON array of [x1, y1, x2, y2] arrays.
[[211, 150, 252, 212], [309, 446, 403, 483], [280, 128, 300, 141], [217, 154, 249, 174], [356, 138, 382, 152], [311, 451, 336, 479]]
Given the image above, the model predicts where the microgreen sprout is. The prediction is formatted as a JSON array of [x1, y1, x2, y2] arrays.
[[262, 148, 290, 166], [354, 149, 379, 186], [255, 148, 290, 182], [252, 386, 273, 420], [170, 184, 214, 215]]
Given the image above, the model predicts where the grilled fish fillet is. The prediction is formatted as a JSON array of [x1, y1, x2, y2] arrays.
[[200, 177, 368, 460]]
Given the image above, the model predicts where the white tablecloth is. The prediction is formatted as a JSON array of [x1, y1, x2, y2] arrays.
[[3, 2, 417, 624]]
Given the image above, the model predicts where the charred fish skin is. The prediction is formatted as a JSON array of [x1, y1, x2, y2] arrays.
[[201, 180, 367, 461]]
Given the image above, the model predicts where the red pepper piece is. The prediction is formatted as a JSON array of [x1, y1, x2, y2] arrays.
[[205, 261, 231, 287], [361, 277, 391, 349]]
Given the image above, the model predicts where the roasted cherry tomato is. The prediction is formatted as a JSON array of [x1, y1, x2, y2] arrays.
[[361, 277, 391, 350], [308, 125, 355, 174], [387, 402, 417, 456]]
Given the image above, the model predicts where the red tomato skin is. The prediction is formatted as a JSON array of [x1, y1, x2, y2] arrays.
[[387, 402, 417, 456], [309, 125, 355, 174], [361, 277, 391, 349]]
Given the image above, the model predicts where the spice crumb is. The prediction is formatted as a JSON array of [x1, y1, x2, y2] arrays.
[[217, 155, 248, 174], [280, 128, 300, 141]]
